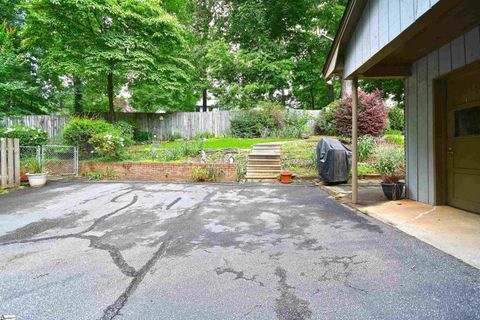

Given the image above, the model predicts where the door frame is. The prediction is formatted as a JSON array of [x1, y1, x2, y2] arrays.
[[433, 61, 480, 207]]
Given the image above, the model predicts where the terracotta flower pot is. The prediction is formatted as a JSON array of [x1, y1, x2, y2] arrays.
[[280, 171, 293, 184]]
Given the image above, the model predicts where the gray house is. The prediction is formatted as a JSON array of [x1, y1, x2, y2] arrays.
[[323, 0, 480, 213]]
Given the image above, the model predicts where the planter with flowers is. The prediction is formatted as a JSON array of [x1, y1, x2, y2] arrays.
[[373, 144, 405, 200]]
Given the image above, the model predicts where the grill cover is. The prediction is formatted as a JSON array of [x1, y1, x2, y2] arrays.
[[317, 138, 352, 184]]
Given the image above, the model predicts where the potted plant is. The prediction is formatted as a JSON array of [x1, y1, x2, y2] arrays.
[[26, 158, 47, 188], [373, 144, 405, 200]]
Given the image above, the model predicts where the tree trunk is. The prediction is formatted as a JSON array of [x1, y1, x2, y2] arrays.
[[327, 82, 334, 103], [202, 88, 208, 112], [107, 72, 115, 121], [73, 76, 83, 114]]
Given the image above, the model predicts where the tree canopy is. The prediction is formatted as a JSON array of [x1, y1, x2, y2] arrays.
[[0, 0, 401, 117]]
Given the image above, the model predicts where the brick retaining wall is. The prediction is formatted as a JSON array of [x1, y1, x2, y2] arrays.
[[79, 162, 237, 182]]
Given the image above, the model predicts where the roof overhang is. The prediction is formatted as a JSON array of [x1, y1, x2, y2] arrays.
[[322, 0, 367, 79], [323, 0, 480, 80]]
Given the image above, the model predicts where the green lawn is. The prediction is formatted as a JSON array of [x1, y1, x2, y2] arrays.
[[157, 137, 298, 150]]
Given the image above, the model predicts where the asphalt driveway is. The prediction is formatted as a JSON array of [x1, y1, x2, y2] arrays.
[[0, 181, 479, 320]]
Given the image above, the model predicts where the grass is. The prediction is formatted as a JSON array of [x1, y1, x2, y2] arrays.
[[281, 137, 320, 177], [156, 137, 297, 150], [358, 163, 376, 175], [384, 134, 404, 146]]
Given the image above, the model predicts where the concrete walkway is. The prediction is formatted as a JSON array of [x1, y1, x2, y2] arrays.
[[321, 180, 480, 269]]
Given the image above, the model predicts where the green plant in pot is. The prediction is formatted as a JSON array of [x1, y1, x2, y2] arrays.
[[373, 144, 405, 200], [26, 158, 47, 188]]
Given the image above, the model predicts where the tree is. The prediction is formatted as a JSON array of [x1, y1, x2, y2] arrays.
[[0, 20, 45, 117], [360, 79, 404, 104], [25, 0, 192, 119], [201, 0, 346, 110]]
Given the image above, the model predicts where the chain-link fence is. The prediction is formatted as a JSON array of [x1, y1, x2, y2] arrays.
[[20, 145, 78, 177]]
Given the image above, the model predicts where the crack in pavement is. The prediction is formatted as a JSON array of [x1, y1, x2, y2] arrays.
[[79, 235, 137, 277], [165, 197, 182, 210], [0, 193, 138, 247], [100, 240, 172, 320], [215, 259, 265, 287], [274, 267, 313, 320]]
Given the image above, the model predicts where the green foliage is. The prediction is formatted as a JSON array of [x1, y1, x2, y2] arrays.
[[156, 139, 204, 161], [85, 167, 119, 181], [164, 132, 184, 142], [133, 130, 153, 143], [25, 0, 192, 115], [0, 21, 46, 117], [193, 132, 215, 139], [89, 132, 126, 160], [385, 134, 405, 146], [358, 136, 377, 163], [388, 105, 405, 132], [360, 79, 404, 103], [190, 165, 224, 182], [316, 101, 338, 136], [373, 144, 404, 182], [230, 106, 311, 139], [281, 139, 319, 177], [358, 163, 375, 175], [113, 121, 135, 146], [230, 111, 264, 138], [0, 125, 48, 146], [190, 167, 209, 182], [26, 157, 43, 174], [62, 118, 113, 154]]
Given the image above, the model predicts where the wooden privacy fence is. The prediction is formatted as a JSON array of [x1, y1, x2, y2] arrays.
[[0, 138, 20, 188], [1, 110, 321, 139], [1, 112, 237, 139]]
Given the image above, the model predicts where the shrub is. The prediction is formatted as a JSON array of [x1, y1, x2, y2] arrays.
[[113, 121, 135, 145], [373, 144, 404, 183], [230, 110, 264, 138], [164, 132, 183, 142], [133, 130, 153, 143], [190, 167, 209, 182], [0, 125, 48, 146], [193, 132, 215, 139], [388, 105, 404, 132], [63, 118, 113, 154], [335, 89, 388, 137], [89, 132, 126, 160], [316, 101, 338, 136], [190, 165, 224, 182], [358, 136, 377, 162]]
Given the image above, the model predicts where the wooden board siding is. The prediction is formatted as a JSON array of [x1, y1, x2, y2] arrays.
[[343, 0, 437, 77], [406, 27, 480, 204]]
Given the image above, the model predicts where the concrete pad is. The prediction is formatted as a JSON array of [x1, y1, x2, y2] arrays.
[[321, 180, 480, 269]]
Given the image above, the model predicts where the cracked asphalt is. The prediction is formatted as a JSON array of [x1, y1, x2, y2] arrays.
[[0, 181, 479, 320]]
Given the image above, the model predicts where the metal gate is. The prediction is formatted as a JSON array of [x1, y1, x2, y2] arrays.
[[20, 145, 78, 177]]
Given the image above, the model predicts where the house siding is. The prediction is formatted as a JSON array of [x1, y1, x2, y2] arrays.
[[405, 27, 480, 204], [344, 0, 438, 78]]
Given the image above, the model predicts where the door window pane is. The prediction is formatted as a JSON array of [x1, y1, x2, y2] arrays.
[[455, 106, 480, 137]]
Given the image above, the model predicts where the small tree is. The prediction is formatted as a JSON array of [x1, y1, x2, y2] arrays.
[[335, 89, 388, 137]]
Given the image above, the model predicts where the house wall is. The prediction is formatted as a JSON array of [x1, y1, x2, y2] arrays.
[[343, 0, 438, 78], [405, 27, 480, 204]]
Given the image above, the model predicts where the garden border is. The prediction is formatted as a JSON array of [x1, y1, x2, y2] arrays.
[[79, 162, 237, 182]]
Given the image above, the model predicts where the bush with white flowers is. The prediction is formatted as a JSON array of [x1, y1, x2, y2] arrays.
[[0, 125, 48, 146], [88, 132, 126, 160]]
